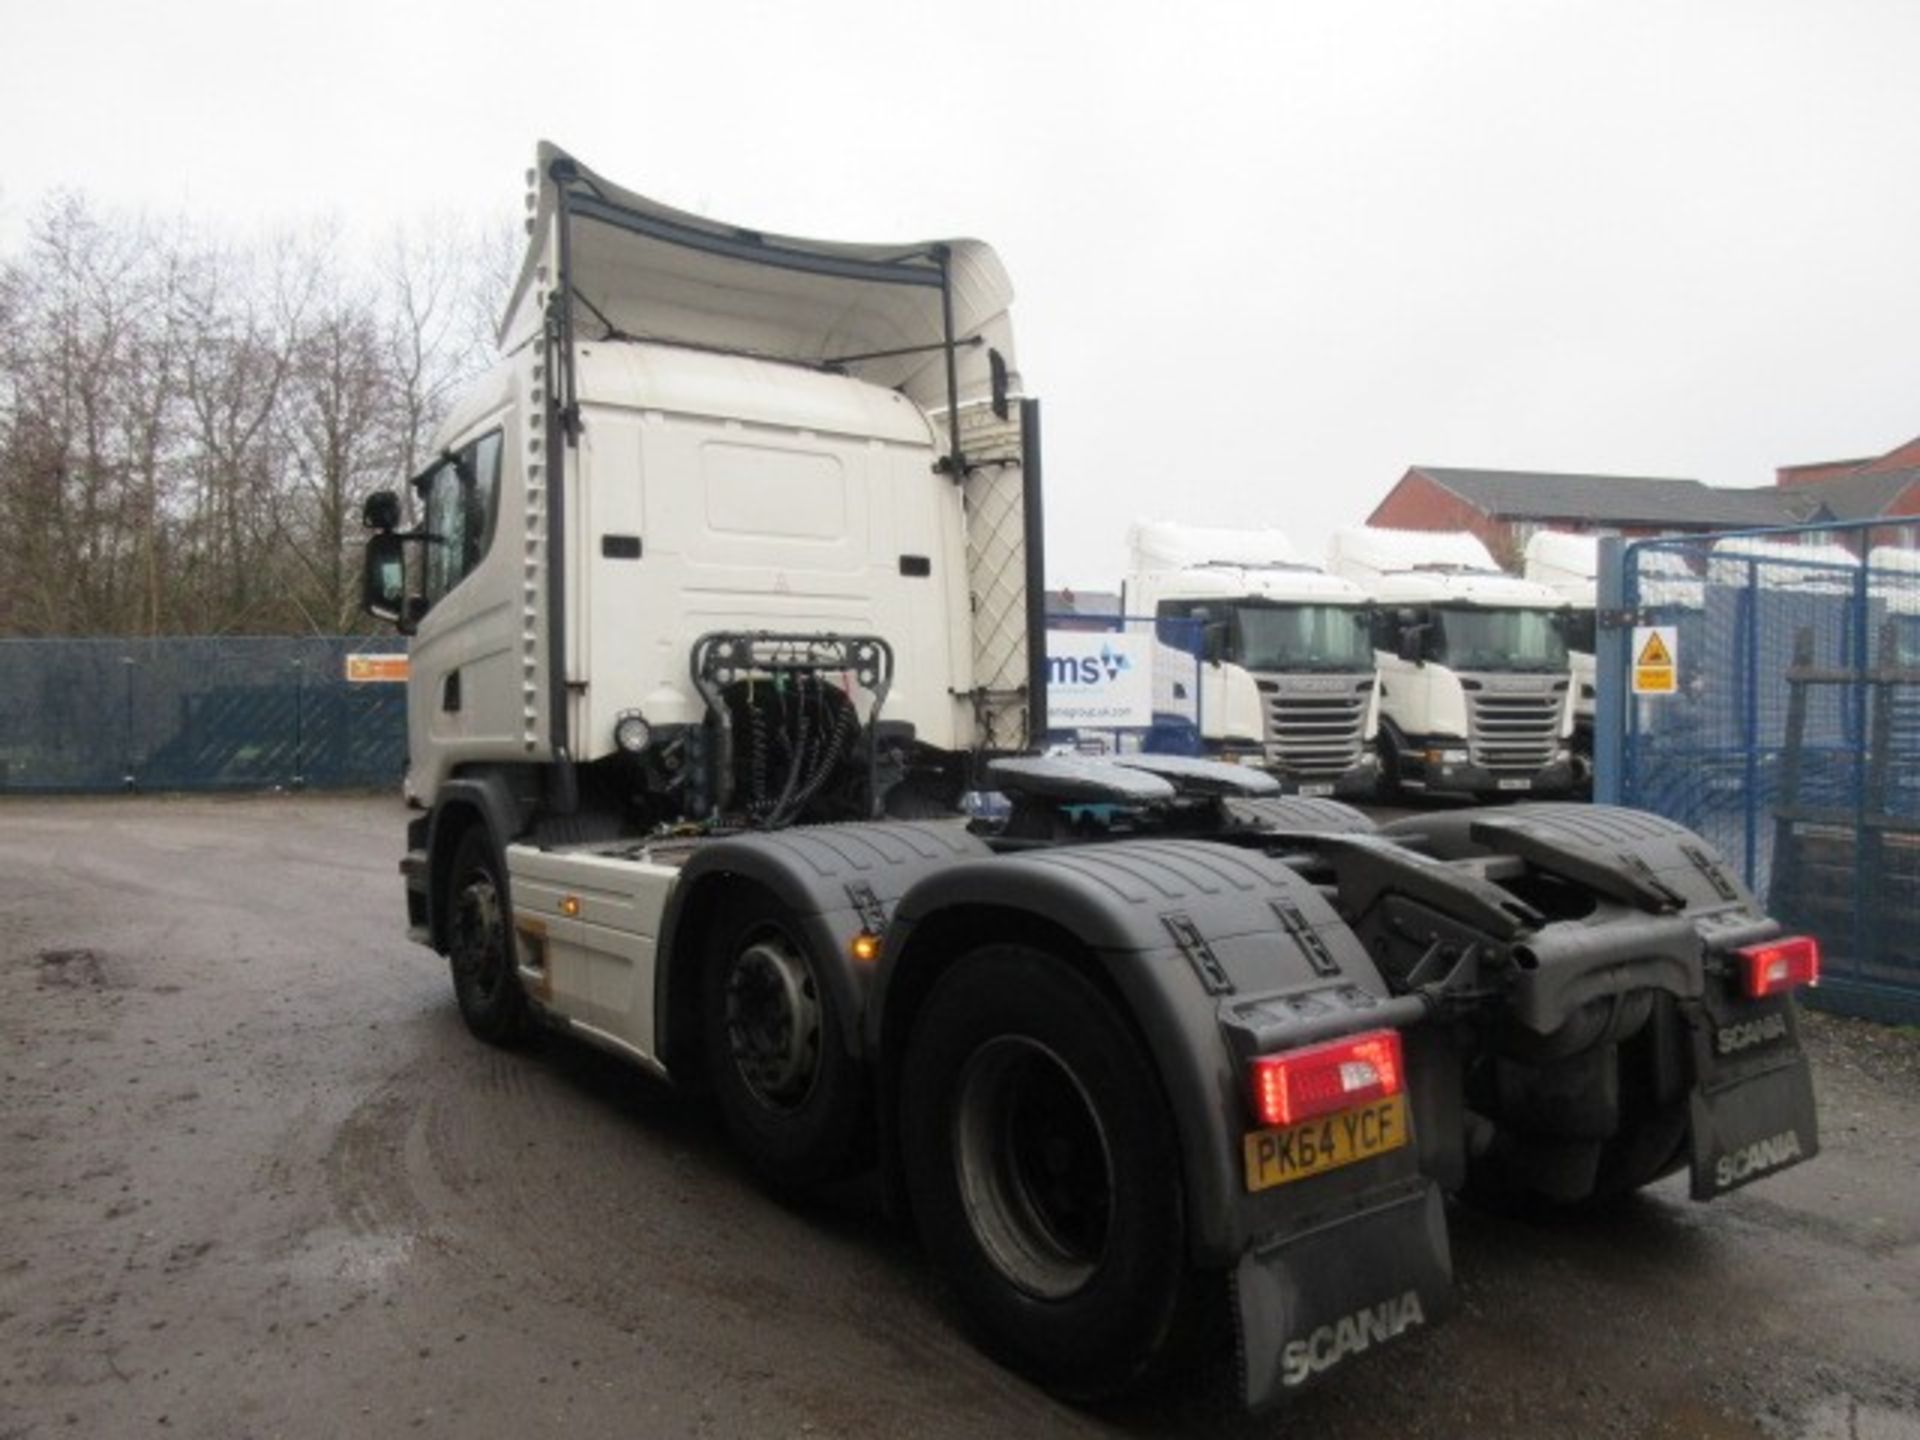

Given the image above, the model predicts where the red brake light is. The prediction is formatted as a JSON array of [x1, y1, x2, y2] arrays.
[[1249, 1029, 1404, 1129], [1734, 935, 1821, 999]]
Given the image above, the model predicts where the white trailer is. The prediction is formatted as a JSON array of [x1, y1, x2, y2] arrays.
[[1329, 527, 1576, 798], [1123, 520, 1380, 796]]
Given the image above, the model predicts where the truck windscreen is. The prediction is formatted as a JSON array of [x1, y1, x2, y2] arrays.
[[1234, 604, 1374, 672], [1431, 606, 1569, 672]]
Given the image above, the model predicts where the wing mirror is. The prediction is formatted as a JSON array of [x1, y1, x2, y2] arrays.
[[361, 531, 414, 633], [362, 489, 403, 532], [1197, 614, 1231, 665], [1394, 609, 1429, 665]]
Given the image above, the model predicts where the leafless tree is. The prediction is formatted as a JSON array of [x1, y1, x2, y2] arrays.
[[0, 193, 513, 639]]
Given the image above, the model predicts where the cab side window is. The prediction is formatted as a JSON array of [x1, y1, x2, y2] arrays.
[[419, 430, 503, 606], [1371, 607, 1400, 653], [1155, 599, 1205, 655]]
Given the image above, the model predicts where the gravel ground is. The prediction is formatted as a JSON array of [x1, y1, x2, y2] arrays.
[[1, 793, 1916, 1440]]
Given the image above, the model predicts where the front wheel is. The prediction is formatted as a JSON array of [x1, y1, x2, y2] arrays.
[[445, 826, 532, 1046], [900, 947, 1192, 1399]]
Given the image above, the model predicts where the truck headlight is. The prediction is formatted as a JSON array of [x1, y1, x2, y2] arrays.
[[614, 711, 653, 755], [1428, 748, 1468, 765]]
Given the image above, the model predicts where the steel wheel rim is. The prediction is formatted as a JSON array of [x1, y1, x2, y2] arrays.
[[952, 1035, 1114, 1300], [724, 932, 822, 1111]]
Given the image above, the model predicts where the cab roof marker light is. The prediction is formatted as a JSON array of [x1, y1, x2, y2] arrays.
[[1249, 1029, 1404, 1129], [1735, 936, 1820, 999]]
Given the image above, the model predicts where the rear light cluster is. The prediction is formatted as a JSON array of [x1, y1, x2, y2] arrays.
[[1249, 1028, 1404, 1129], [1733, 935, 1821, 999]]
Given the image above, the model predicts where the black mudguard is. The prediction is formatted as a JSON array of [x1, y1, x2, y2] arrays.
[[422, 771, 538, 950], [655, 819, 991, 1068], [1377, 802, 1821, 1198], [873, 839, 1455, 1395]]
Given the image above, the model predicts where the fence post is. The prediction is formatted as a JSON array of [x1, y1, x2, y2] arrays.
[[1743, 558, 1760, 891], [291, 654, 307, 791], [122, 653, 137, 791], [1594, 536, 1628, 805], [1850, 563, 1870, 972]]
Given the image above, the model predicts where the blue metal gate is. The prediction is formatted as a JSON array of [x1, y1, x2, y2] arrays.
[[1596, 520, 1920, 1022], [0, 636, 409, 793]]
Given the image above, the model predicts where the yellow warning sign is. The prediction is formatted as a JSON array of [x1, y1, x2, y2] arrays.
[[345, 654, 409, 684], [1631, 626, 1677, 696]]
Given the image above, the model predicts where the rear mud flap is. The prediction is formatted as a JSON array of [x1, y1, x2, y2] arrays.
[[1233, 1181, 1453, 1409], [1687, 1053, 1819, 1199], [1685, 994, 1820, 1200]]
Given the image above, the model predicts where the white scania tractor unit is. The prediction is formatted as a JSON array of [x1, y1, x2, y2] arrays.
[[359, 145, 1821, 1411], [1329, 527, 1577, 799], [1122, 521, 1380, 797]]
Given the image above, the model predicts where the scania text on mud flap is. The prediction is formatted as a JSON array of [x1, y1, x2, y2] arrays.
[[358, 144, 1822, 1413]]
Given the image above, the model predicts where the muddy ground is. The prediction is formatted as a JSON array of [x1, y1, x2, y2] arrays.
[[1, 794, 1916, 1439]]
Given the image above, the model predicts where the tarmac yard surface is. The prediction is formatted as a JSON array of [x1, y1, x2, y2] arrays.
[[1, 794, 1916, 1440]]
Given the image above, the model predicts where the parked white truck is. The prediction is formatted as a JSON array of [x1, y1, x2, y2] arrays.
[[1523, 530, 1600, 786], [1123, 520, 1379, 796], [1329, 527, 1576, 798], [358, 145, 1821, 1412]]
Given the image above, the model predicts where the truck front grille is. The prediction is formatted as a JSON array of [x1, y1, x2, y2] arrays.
[[1259, 685, 1369, 779], [1467, 689, 1563, 772]]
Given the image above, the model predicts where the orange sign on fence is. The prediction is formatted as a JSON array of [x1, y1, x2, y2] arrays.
[[345, 654, 409, 684]]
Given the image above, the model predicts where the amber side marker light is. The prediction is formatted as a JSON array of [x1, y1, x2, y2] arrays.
[[1734, 935, 1820, 999], [559, 895, 581, 918], [1248, 1028, 1404, 1129], [850, 931, 882, 964]]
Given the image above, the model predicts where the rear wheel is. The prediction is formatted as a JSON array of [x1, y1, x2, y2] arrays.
[[703, 894, 867, 1189], [901, 946, 1191, 1399], [1463, 1014, 1691, 1211], [445, 826, 532, 1046]]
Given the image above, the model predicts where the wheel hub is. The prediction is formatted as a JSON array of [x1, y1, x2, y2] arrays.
[[724, 937, 821, 1109], [452, 875, 504, 993], [952, 1036, 1114, 1300]]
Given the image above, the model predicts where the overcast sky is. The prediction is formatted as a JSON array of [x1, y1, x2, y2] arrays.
[[5, 0, 1916, 586]]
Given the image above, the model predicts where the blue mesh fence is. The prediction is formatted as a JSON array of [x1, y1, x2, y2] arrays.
[[1617, 520, 1920, 1021], [0, 637, 409, 792]]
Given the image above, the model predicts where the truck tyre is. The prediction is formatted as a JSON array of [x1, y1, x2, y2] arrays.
[[445, 826, 532, 1046], [1464, 1025, 1691, 1212], [900, 946, 1191, 1399], [703, 894, 867, 1189], [1466, 1103, 1688, 1212]]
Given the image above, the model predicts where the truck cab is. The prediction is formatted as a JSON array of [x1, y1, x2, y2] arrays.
[[363, 146, 1042, 839], [1124, 521, 1379, 796], [1329, 527, 1575, 798]]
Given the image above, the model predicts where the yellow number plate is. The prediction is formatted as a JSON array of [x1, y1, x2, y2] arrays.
[[1242, 1094, 1410, 1192]]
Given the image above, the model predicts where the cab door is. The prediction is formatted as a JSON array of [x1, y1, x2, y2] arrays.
[[406, 430, 515, 778]]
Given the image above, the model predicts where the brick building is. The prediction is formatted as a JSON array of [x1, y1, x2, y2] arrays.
[[1366, 466, 1798, 567], [1368, 438, 1920, 565], [1773, 434, 1920, 541]]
